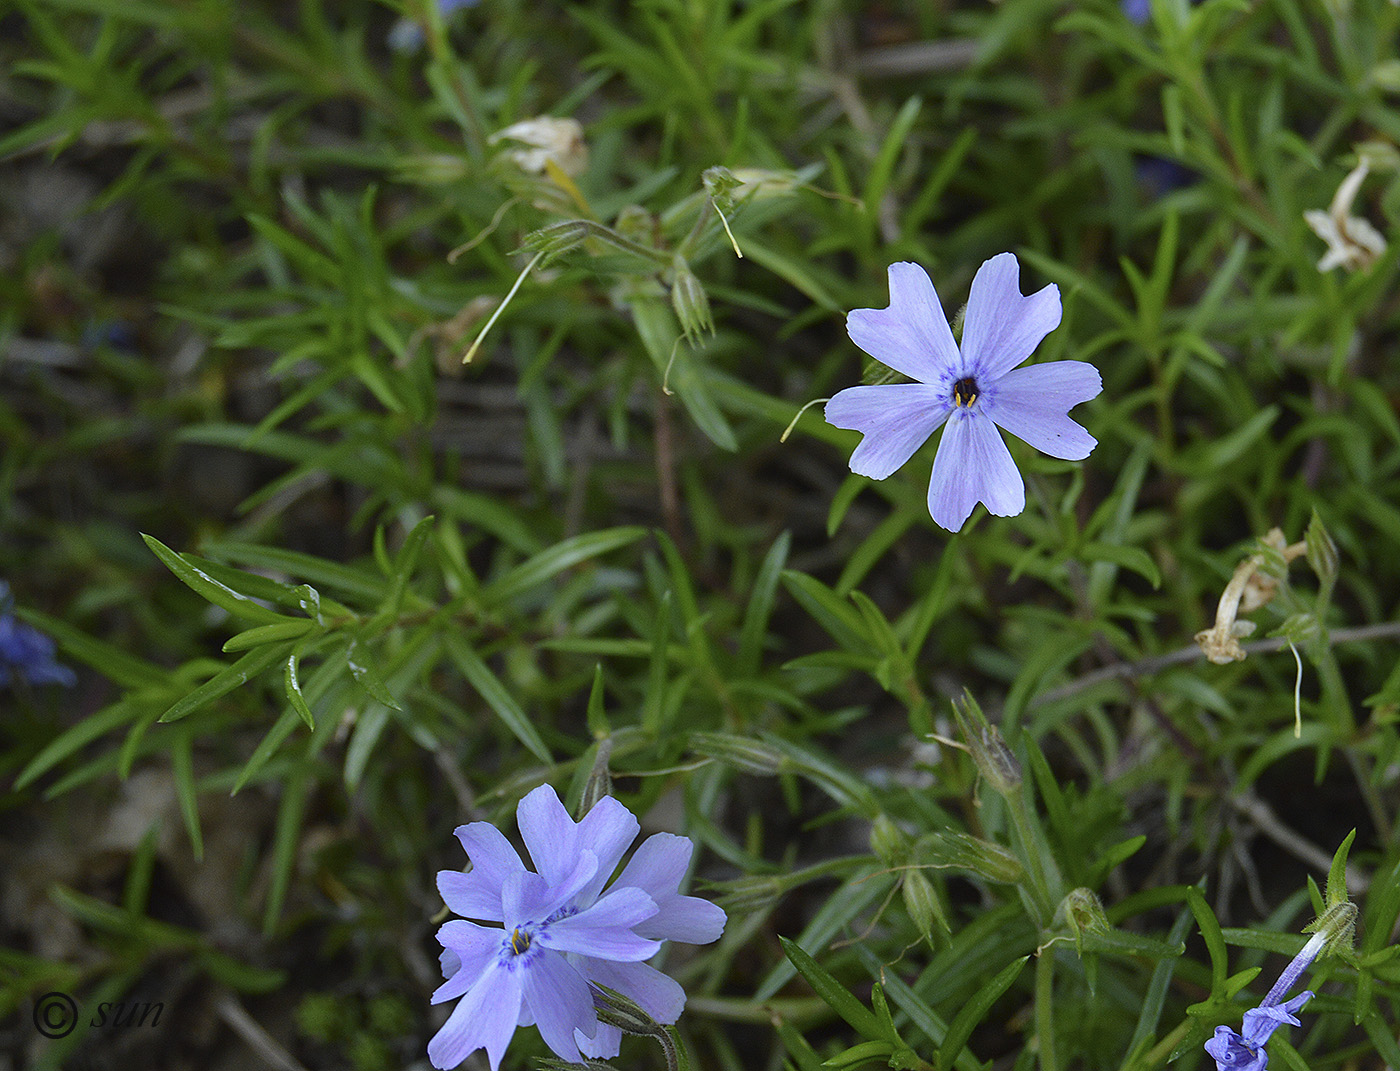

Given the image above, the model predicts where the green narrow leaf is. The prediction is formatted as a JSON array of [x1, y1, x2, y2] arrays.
[[1188, 886, 1229, 995], [442, 634, 552, 763], [142, 534, 295, 625], [263, 760, 310, 933], [171, 729, 204, 861], [15, 608, 167, 689], [484, 527, 648, 603], [934, 956, 1028, 1071], [862, 96, 922, 243], [586, 663, 610, 735], [386, 515, 435, 616], [16, 700, 143, 790], [643, 591, 673, 736], [224, 620, 316, 653], [778, 937, 887, 1041], [159, 645, 287, 723], [346, 639, 403, 711], [284, 652, 315, 729], [737, 530, 790, 677]]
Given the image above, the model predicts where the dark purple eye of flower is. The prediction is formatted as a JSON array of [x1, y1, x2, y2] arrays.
[[953, 377, 979, 407], [509, 928, 531, 955]]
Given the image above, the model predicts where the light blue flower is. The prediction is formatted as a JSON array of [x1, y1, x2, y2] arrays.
[[1204, 932, 1323, 1071], [0, 582, 75, 688], [825, 255, 1101, 532], [429, 785, 726, 1069]]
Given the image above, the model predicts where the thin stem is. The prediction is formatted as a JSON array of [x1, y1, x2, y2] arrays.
[[1035, 949, 1058, 1071]]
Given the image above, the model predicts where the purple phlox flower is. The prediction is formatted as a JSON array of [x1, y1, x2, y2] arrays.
[[1204, 932, 1323, 1071], [430, 785, 726, 1070], [825, 254, 1102, 532], [0, 583, 75, 688]]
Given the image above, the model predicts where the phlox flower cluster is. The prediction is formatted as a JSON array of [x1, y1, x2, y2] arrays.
[[428, 785, 726, 1070], [825, 254, 1102, 532]]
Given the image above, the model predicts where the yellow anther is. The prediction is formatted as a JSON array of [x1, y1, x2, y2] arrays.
[[509, 928, 532, 955], [953, 377, 979, 408]]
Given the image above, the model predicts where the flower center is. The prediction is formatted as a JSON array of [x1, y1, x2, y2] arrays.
[[952, 376, 979, 408], [508, 927, 532, 956]]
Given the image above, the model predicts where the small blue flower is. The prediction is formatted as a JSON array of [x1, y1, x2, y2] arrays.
[[825, 255, 1102, 532], [1122, 0, 1152, 23], [429, 785, 726, 1069], [1204, 932, 1324, 1071], [388, 0, 481, 52], [0, 583, 75, 688]]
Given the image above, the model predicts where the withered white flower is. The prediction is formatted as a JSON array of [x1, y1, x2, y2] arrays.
[[490, 117, 589, 178], [1304, 160, 1387, 272]]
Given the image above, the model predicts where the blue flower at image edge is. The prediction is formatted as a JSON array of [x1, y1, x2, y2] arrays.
[[0, 583, 75, 688], [429, 785, 726, 1070], [825, 254, 1102, 532]]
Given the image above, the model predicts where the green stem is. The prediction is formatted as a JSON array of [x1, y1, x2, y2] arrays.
[[1035, 950, 1058, 1071]]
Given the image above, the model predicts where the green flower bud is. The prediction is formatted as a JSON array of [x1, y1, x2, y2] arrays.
[[901, 869, 949, 937], [690, 731, 784, 775], [870, 813, 910, 868], [669, 257, 713, 341], [951, 691, 1021, 797]]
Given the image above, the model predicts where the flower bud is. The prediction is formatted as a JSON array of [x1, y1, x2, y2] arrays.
[[918, 830, 1024, 884], [520, 220, 591, 264], [1305, 511, 1338, 600], [951, 691, 1021, 796], [1058, 887, 1110, 952], [690, 731, 783, 775], [901, 869, 949, 937], [869, 813, 910, 868], [669, 257, 713, 341]]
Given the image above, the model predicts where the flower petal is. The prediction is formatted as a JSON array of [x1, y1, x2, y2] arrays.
[[984, 361, 1100, 460], [825, 384, 950, 480], [926, 412, 1024, 531], [845, 262, 961, 382], [1203, 1026, 1265, 1071], [961, 253, 1062, 381], [503, 853, 598, 926], [578, 1023, 623, 1059], [581, 957, 687, 1024], [614, 833, 726, 944], [440, 823, 525, 921], [522, 950, 596, 1062], [518, 784, 577, 888], [575, 796, 640, 905], [544, 887, 661, 961], [432, 921, 502, 1003], [427, 959, 524, 1071]]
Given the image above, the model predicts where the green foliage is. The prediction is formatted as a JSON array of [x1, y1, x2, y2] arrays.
[[4, 0, 1400, 1070]]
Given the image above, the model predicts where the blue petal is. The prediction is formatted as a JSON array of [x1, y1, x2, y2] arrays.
[[427, 959, 524, 1071], [926, 411, 1024, 531], [522, 950, 596, 1062], [983, 360, 1101, 460], [825, 384, 950, 480], [961, 253, 1062, 382], [845, 263, 961, 383]]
